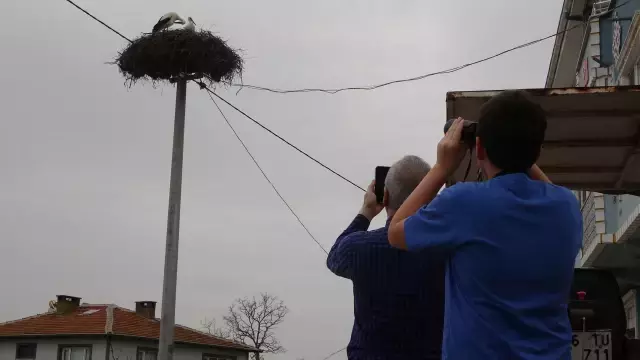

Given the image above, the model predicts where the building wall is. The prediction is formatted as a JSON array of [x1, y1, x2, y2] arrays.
[[0, 337, 249, 360], [605, 195, 640, 234], [109, 339, 250, 360], [613, 9, 640, 84], [573, 0, 640, 339], [604, 195, 620, 232], [0, 337, 107, 360], [599, 0, 640, 65], [574, 0, 640, 261]]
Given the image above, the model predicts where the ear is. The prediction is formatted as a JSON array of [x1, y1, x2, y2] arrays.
[[383, 188, 389, 207], [475, 137, 486, 161]]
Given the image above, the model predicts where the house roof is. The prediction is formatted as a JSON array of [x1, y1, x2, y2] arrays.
[[0, 304, 256, 352]]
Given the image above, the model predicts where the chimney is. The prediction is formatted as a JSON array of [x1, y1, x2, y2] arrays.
[[56, 295, 81, 314], [135, 301, 157, 319]]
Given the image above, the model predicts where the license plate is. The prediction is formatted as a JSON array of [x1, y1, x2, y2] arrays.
[[572, 331, 612, 360]]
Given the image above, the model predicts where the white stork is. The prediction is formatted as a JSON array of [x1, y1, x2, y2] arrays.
[[182, 17, 196, 32], [152, 12, 185, 33]]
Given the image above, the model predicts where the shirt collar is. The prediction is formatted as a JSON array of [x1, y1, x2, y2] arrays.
[[494, 170, 527, 178]]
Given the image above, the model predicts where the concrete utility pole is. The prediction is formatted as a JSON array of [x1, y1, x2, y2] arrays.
[[158, 79, 187, 360]]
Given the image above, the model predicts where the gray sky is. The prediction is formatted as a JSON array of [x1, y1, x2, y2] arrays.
[[0, 0, 561, 359]]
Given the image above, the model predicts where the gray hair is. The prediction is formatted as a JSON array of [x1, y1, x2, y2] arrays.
[[384, 155, 431, 210]]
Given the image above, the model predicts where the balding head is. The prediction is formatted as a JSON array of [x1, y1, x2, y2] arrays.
[[384, 155, 431, 210]]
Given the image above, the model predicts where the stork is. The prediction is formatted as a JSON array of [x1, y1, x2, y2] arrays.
[[152, 12, 185, 33], [182, 17, 196, 32]]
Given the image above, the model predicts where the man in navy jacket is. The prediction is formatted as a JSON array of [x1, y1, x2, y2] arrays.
[[327, 155, 446, 360]]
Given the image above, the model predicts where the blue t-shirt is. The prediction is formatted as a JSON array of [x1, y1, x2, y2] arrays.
[[404, 173, 582, 360]]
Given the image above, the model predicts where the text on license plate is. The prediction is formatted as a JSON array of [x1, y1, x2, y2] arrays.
[[571, 331, 612, 360]]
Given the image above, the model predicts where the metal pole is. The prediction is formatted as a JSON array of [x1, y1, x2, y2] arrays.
[[158, 79, 187, 360]]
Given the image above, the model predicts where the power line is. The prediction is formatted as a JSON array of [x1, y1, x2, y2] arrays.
[[61, 2, 629, 359], [232, 1, 631, 94], [206, 91, 329, 255], [321, 346, 347, 360], [197, 82, 366, 192], [232, 24, 567, 95], [63, 0, 606, 97], [62, 0, 365, 193], [65, 0, 132, 43]]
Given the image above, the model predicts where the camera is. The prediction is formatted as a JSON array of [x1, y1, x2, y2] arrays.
[[443, 118, 478, 149]]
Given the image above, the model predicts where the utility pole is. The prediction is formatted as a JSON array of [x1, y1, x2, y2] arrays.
[[158, 79, 187, 360], [113, 21, 242, 360]]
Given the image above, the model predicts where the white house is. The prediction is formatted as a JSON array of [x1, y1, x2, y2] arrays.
[[0, 295, 258, 360]]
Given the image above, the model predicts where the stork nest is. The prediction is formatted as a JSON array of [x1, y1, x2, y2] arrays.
[[116, 29, 243, 86]]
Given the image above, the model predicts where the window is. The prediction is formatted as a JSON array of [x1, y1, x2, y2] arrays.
[[16, 343, 37, 359], [59, 346, 91, 360], [202, 354, 236, 360], [634, 61, 640, 85], [137, 348, 157, 360]]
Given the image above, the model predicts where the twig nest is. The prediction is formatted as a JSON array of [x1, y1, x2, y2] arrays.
[[116, 29, 243, 86]]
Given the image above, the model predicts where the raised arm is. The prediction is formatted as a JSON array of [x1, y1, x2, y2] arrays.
[[327, 181, 383, 279], [389, 118, 467, 250]]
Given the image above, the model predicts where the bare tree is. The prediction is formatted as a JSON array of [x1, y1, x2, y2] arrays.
[[201, 317, 231, 339], [223, 293, 289, 360]]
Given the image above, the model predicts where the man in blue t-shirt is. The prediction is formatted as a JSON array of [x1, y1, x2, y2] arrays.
[[388, 90, 582, 359]]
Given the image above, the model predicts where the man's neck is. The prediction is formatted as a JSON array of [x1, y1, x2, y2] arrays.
[[386, 208, 396, 220], [483, 167, 500, 180], [481, 161, 504, 180]]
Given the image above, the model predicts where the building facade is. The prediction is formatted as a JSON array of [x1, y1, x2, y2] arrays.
[[0, 337, 248, 360], [547, 0, 640, 339], [0, 296, 257, 360]]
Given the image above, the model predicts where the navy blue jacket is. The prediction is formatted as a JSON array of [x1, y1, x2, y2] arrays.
[[327, 214, 445, 360]]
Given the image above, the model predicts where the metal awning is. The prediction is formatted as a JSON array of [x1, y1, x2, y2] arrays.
[[445, 86, 640, 195]]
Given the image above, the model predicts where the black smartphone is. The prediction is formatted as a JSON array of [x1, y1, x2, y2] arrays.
[[375, 166, 391, 204]]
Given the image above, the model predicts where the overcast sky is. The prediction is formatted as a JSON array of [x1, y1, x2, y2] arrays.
[[0, 0, 562, 359]]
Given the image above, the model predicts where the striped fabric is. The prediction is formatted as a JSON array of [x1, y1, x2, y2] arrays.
[[327, 214, 446, 360]]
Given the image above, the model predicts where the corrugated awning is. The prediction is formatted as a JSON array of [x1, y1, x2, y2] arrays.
[[445, 86, 640, 195]]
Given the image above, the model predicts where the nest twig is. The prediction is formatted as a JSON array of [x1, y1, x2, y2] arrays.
[[115, 29, 243, 87]]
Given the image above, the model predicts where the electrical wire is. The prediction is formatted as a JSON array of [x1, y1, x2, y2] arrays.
[[65, 0, 132, 43], [61, 0, 628, 191], [62, 0, 365, 193], [206, 91, 329, 255], [61, 2, 631, 359], [321, 346, 347, 360], [233, 0, 631, 94], [197, 81, 366, 192], [231, 28, 577, 95], [62, 0, 624, 97]]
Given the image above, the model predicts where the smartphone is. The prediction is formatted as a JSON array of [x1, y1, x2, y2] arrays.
[[375, 166, 391, 204]]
